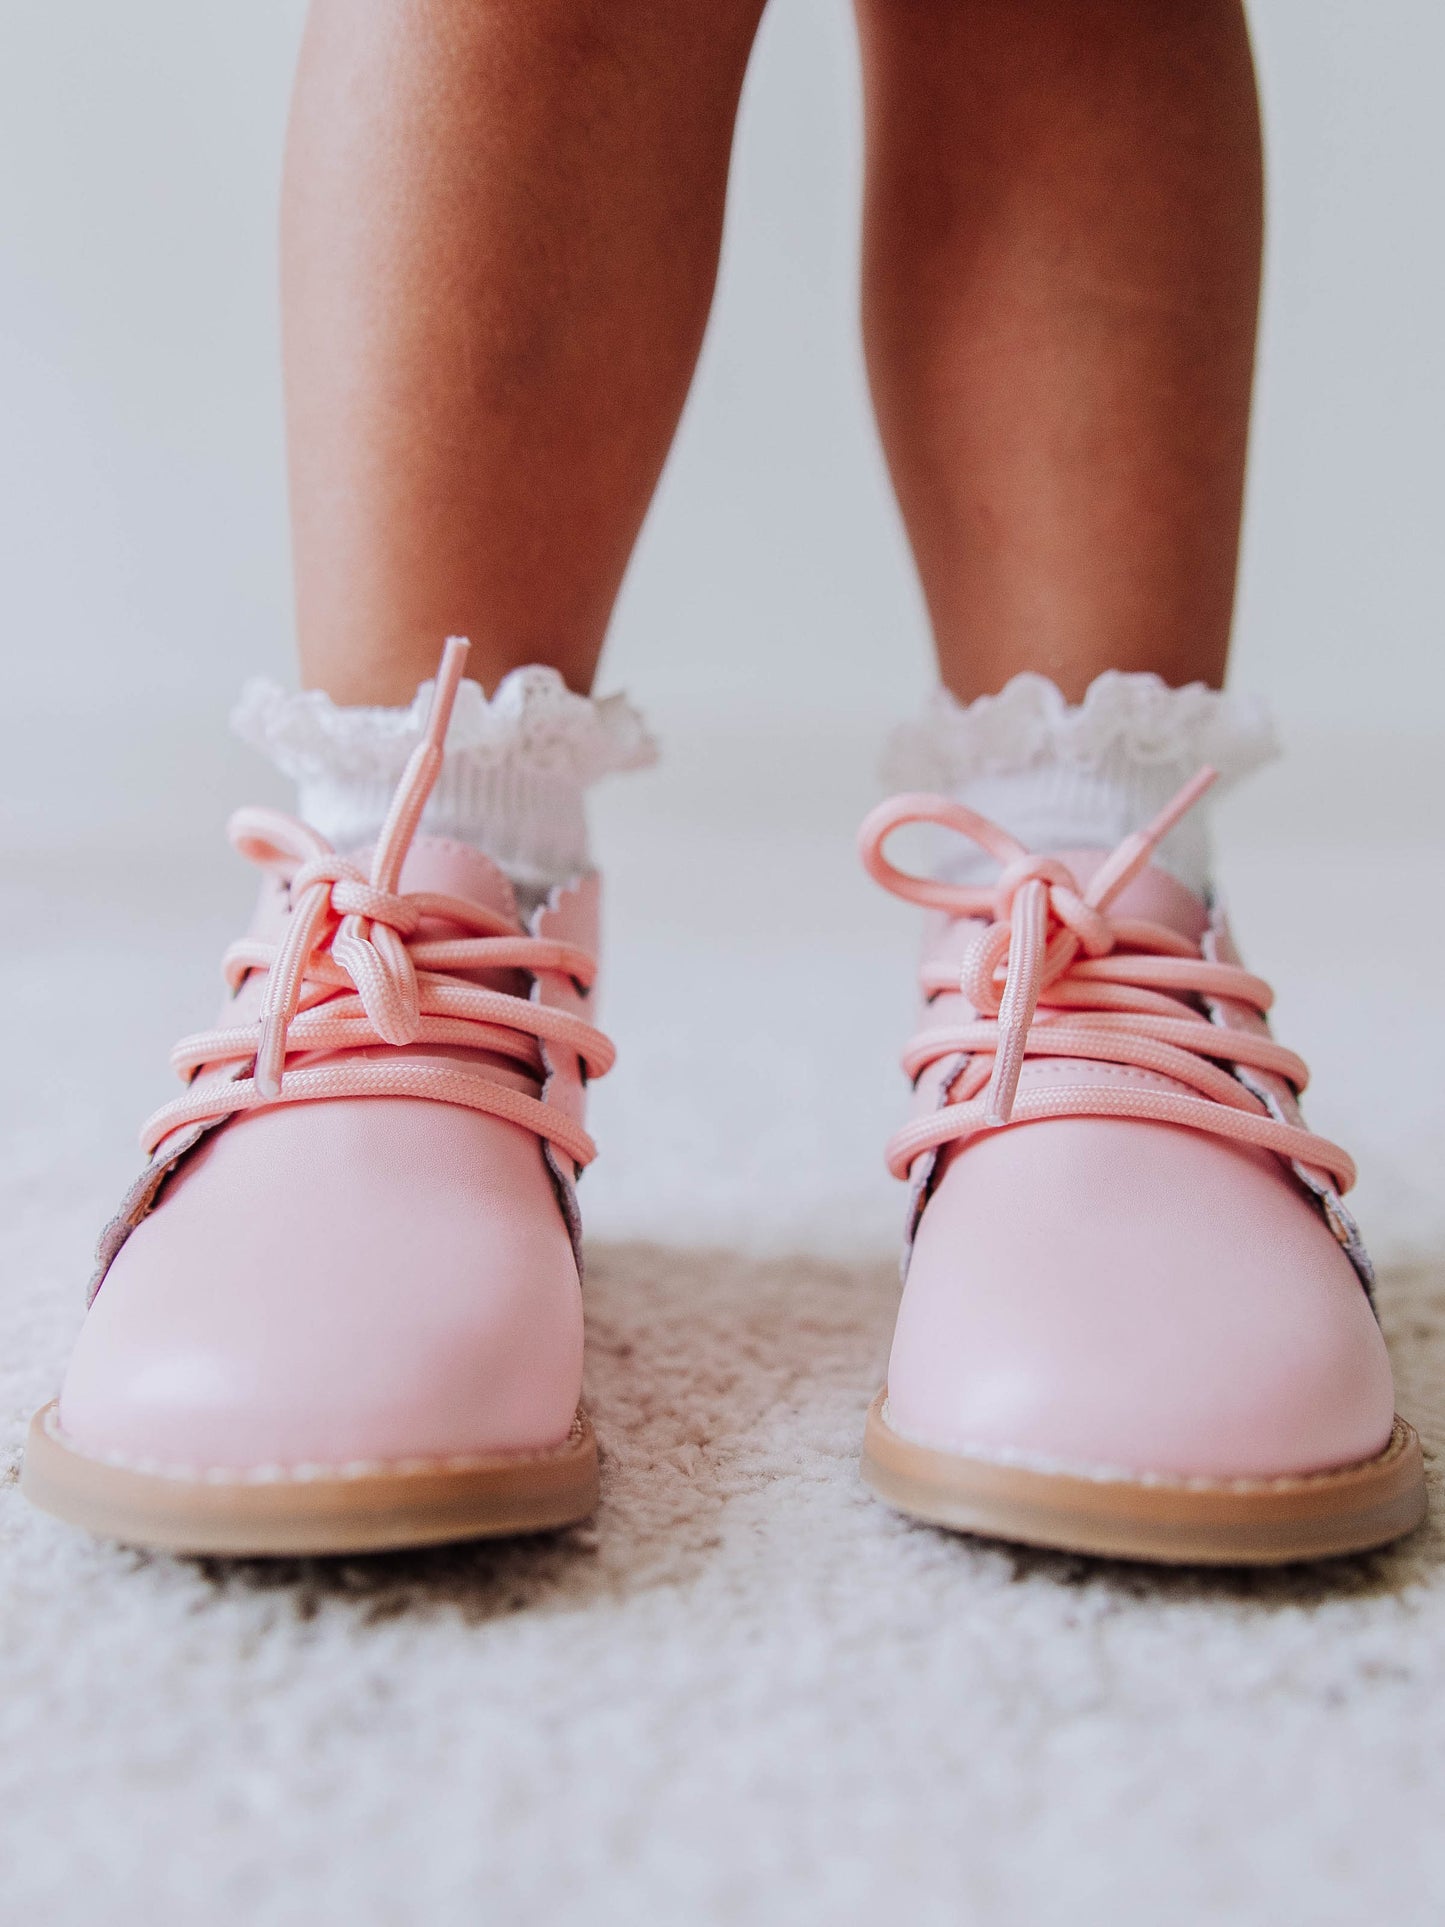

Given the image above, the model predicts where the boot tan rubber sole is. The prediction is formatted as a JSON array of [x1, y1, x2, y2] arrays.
[[20, 1401, 600, 1555], [861, 1392, 1427, 1565]]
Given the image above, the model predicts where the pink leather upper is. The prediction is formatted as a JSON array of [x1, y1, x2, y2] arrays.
[[60, 829, 601, 1473], [61, 643, 614, 1474], [869, 822, 1396, 1482]]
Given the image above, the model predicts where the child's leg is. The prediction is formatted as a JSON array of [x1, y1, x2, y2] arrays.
[[31, 2, 776, 1557], [855, 0, 1262, 703], [847, 6, 1416, 1564], [283, 0, 766, 705]]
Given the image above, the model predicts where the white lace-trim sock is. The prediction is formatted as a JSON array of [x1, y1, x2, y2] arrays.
[[233, 656, 657, 908], [882, 670, 1278, 897]]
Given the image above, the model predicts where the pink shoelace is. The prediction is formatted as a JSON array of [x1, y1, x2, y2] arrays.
[[858, 773, 1356, 1194], [140, 639, 613, 1170]]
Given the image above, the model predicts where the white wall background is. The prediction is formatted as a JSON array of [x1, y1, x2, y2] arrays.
[[1, 1, 1442, 849]]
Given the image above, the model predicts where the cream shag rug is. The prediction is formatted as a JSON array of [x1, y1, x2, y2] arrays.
[[3, 732, 1443, 1924]]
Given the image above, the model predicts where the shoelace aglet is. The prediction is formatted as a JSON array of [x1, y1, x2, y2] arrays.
[[371, 637, 471, 894], [253, 1018, 285, 1101], [986, 969, 1038, 1123], [253, 936, 306, 1100], [983, 875, 1049, 1127], [1089, 765, 1220, 910], [984, 1011, 1029, 1126]]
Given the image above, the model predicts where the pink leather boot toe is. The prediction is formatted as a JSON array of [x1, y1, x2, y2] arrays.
[[857, 776, 1426, 1564], [23, 640, 611, 1554]]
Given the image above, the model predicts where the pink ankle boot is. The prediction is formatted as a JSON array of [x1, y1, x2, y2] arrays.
[[857, 775, 1426, 1563], [23, 640, 611, 1553]]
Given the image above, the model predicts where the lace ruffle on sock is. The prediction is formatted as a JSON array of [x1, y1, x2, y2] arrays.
[[233, 663, 657, 891], [882, 671, 1278, 895]]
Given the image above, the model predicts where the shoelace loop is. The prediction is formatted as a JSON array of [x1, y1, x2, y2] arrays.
[[140, 638, 613, 1169], [858, 770, 1356, 1194]]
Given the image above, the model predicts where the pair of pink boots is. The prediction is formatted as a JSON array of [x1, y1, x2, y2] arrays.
[[22, 642, 1426, 1564]]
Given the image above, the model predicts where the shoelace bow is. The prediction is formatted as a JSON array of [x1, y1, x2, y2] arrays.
[[858, 771, 1355, 1194], [140, 638, 613, 1169]]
